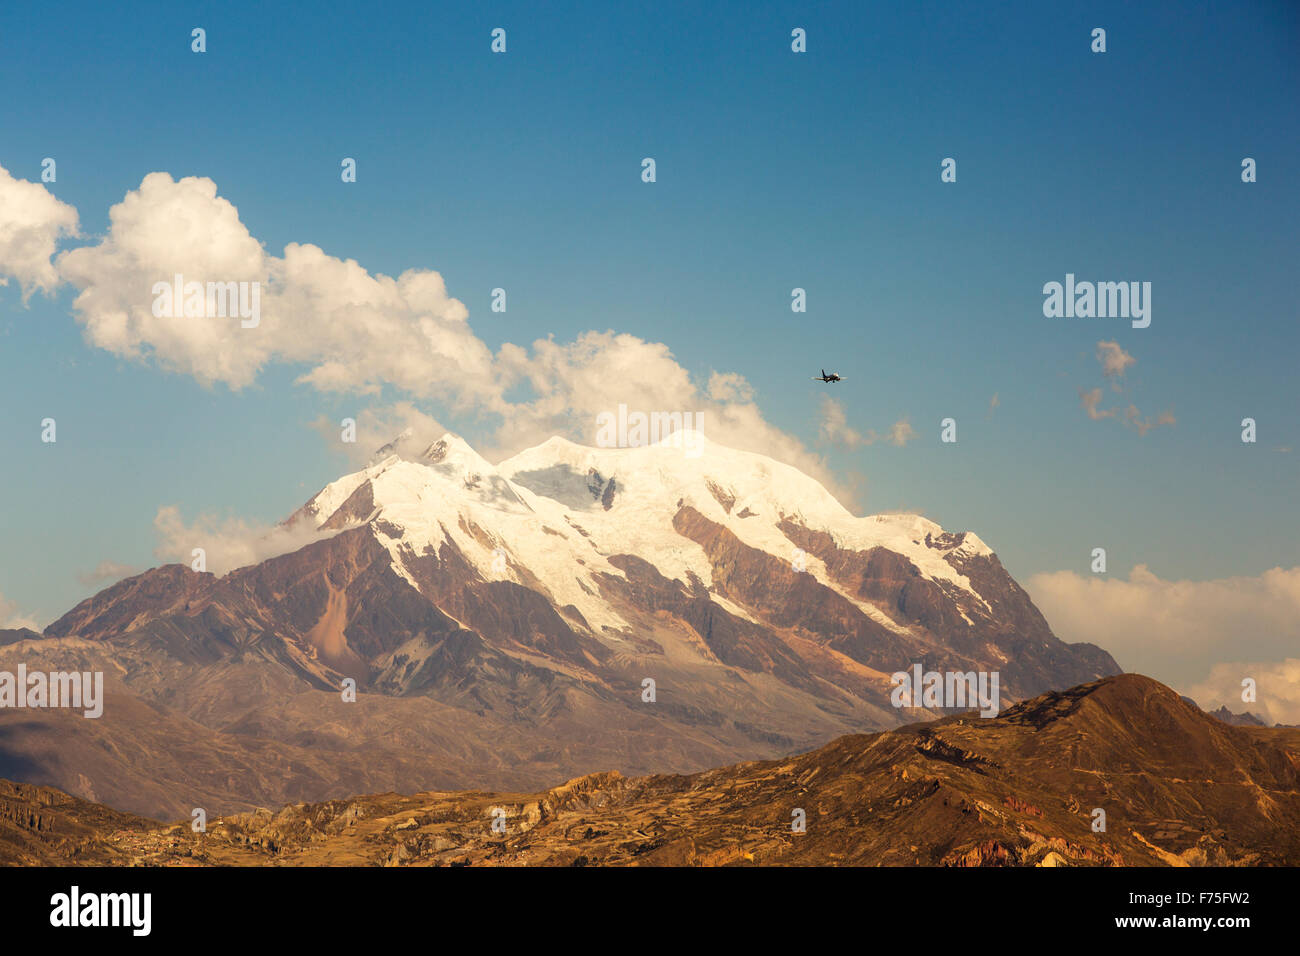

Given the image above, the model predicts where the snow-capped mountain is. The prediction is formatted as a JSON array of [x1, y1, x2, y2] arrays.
[[262, 428, 1114, 703], [296, 431, 991, 634], [22, 429, 1119, 818]]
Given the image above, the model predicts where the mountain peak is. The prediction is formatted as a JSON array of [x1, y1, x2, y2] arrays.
[[368, 428, 492, 471], [421, 431, 487, 465]]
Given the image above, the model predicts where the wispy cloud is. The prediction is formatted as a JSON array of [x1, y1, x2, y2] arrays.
[[1077, 341, 1172, 435], [1096, 340, 1135, 382], [818, 396, 914, 449], [0, 592, 42, 631], [77, 560, 141, 588], [1124, 404, 1176, 436], [1079, 387, 1116, 420], [152, 505, 340, 577]]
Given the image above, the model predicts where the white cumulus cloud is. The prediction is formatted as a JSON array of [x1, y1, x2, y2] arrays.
[[0, 166, 857, 506], [0, 165, 79, 297], [55, 172, 492, 400]]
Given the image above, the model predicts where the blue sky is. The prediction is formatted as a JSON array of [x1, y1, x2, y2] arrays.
[[1, 0, 1297, 639]]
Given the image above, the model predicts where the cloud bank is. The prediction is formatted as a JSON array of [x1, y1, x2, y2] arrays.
[[1026, 563, 1300, 721], [1185, 659, 1300, 727]]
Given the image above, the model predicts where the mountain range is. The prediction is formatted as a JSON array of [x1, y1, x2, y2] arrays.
[[0, 430, 1119, 820]]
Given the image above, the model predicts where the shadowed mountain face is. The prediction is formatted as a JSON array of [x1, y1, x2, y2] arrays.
[[3, 676, 1296, 867], [2, 432, 1119, 820]]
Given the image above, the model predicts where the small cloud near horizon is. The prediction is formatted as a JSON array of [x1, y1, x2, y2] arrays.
[[0, 592, 42, 631], [77, 560, 141, 588]]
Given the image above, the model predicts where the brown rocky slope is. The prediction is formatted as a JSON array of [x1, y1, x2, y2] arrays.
[[3, 674, 1295, 867]]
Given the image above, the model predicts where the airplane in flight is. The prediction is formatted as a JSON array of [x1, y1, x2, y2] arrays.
[[812, 369, 844, 383]]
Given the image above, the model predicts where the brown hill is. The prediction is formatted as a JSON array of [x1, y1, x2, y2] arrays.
[[4, 674, 1296, 867]]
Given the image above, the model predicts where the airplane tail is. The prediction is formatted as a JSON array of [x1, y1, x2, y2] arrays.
[[821, 369, 826, 378]]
